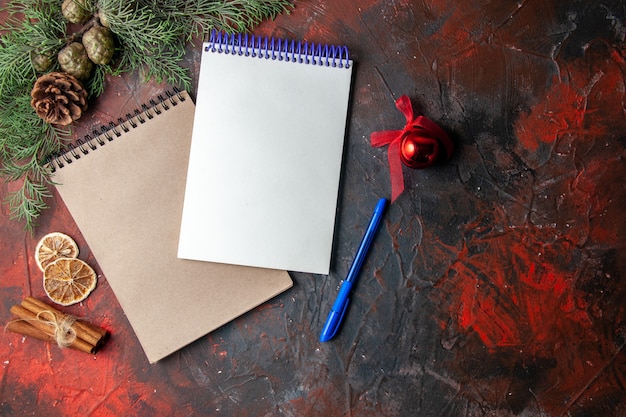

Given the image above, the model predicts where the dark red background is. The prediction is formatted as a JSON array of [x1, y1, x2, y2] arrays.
[[1, 1, 625, 416]]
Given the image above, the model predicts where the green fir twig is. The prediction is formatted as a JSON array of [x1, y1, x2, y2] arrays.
[[153, 0, 294, 38], [0, 0, 70, 231], [1, 0, 295, 231]]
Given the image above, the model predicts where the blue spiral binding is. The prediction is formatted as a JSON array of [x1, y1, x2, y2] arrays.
[[206, 30, 351, 69]]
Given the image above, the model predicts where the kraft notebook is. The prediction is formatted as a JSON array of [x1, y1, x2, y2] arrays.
[[178, 32, 354, 275], [49, 90, 292, 363]]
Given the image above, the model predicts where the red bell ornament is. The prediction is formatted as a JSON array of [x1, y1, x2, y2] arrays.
[[370, 95, 454, 201]]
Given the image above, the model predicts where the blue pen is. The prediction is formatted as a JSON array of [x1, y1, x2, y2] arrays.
[[320, 197, 388, 342]]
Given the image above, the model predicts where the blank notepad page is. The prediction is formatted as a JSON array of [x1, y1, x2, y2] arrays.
[[178, 33, 353, 274]]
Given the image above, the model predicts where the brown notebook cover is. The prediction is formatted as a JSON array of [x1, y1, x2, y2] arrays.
[[50, 90, 292, 363]]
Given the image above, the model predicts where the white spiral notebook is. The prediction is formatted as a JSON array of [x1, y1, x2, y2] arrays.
[[178, 32, 354, 274]]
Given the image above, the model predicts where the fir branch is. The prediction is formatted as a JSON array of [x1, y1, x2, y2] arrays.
[[0, 94, 66, 160], [0, 36, 36, 99], [87, 63, 113, 97], [6, 172, 54, 232], [3, 145, 56, 231], [96, 0, 191, 88], [1, 0, 295, 231], [155, 0, 295, 39], [97, 0, 182, 48], [0, 92, 69, 230], [6, 0, 65, 22], [137, 49, 192, 89], [0, 0, 66, 99]]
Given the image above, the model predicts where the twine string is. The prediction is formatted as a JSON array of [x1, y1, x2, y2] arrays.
[[39, 310, 78, 347], [4, 310, 78, 348]]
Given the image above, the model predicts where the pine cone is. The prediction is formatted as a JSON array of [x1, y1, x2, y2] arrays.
[[31, 49, 55, 72], [83, 25, 115, 65], [30, 72, 88, 126], [98, 9, 110, 28], [58, 42, 93, 80], [62, 0, 92, 24]]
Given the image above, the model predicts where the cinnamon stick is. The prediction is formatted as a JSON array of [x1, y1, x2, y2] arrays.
[[22, 297, 107, 347], [8, 304, 94, 354], [6, 297, 108, 354], [5, 320, 56, 344]]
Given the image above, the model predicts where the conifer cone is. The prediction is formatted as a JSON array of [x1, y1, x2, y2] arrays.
[[83, 24, 115, 65], [58, 42, 93, 80], [62, 0, 93, 24], [31, 49, 54, 72], [97, 9, 110, 28], [30, 72, 88, 126]]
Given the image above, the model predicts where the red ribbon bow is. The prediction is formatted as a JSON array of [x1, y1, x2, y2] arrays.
[[370, 95, 454, 202]]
